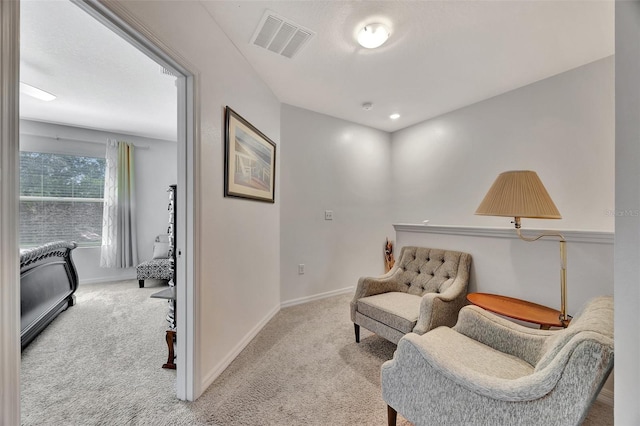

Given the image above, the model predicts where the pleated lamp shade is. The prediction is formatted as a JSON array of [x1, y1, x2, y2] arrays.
[[475, 170, 561, 219]]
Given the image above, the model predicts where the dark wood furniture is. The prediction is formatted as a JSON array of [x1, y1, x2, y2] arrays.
[[151, 185, 177, 369], [467, 292, 570, 329], [151, 286, 176, 369], [20, 241, 79, 349]]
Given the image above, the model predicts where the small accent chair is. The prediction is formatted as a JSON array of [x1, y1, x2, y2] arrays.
[[136, 234, 174, 288], [381, 296, 614, 426], [351, 246, 472, 344]]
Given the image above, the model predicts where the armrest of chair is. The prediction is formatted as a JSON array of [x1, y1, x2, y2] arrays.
[[350, 269, 404, 321], [388, 332, 556, 402], [453, 305, 554, 366], [353, 269, 404, 299], [413, 273, 468, 334], [391, 328, 613, 403]]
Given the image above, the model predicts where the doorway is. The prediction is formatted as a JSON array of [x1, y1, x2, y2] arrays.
[[61, 0, 196, 401], [0, 1, 196, 421]]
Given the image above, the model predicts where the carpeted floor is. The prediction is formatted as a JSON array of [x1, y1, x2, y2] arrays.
[[21, 280, 613, 425]]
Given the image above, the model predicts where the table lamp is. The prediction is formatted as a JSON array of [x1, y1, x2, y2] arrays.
[[475, 170, 569, 324]]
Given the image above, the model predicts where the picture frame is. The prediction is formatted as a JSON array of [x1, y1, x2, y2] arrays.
[[224, 106, 276, 203]]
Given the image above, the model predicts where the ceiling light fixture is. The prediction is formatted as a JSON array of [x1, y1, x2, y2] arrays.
[[389, 113, 400, 120], [20, 82, 56, 101], [357, 23, 390, 49]]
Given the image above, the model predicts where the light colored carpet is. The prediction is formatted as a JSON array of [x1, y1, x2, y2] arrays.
[[21, 281, 613, 425]]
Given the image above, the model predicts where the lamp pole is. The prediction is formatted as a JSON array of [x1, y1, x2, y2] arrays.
[[513, 217, 569, 324]]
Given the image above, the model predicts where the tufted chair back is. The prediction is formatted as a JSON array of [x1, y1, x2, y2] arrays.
[[394, 246, 469, 296]]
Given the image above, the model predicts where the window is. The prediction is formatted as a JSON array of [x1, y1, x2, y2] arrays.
[[19, 151, 105, 247]]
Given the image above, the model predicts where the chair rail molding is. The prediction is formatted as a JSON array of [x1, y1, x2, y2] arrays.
[[393, 224, 614, 245]]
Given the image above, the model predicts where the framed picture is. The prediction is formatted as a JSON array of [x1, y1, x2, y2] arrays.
[[224, 106, 276, 203]]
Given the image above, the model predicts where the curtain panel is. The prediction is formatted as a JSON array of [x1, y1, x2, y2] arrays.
[[100, 140, 138, 268]]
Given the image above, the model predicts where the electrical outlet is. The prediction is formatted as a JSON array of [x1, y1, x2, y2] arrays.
[[324, 210, 333, 220], [298, 264, 305, 274]]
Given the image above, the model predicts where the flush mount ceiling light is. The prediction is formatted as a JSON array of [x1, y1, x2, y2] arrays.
[[20, 82, 56, 101], [357, 23, 390, 49], [389, 113, 400, 120]]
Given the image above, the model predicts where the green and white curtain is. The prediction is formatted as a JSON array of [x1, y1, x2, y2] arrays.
[[100, 140, 138, 268]]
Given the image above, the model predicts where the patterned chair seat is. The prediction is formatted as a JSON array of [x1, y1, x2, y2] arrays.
[[136, 258, 174, 288]]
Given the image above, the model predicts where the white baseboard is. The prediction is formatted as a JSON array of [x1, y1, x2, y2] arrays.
[[280, 286, 355, 308], [597, 387, 614, 406], [199, 287, 355, 392], [200, 303, 281, 392]]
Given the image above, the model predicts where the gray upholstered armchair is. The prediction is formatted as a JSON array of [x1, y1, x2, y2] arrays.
[[381, 296, 614, 426], [351, 246, 472, 344]]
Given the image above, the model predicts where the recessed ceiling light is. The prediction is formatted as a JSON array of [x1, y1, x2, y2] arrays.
[[20, 82, 56, 101], [357, 23, 390, 49], [390, 113, 400, 120]]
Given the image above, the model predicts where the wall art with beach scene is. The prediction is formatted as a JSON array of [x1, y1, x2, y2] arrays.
[[224, 106, 276, 203]]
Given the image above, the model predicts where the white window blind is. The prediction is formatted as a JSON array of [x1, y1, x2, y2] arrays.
[[19, 151, 105, 247]]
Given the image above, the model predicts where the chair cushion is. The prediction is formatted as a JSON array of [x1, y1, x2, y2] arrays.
[[420, 327, 535, 380], [357, 292, 422, 334]]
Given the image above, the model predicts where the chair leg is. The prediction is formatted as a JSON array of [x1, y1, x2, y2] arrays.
[[354, 323, 360, 343], [139, 280, 144, 288], [387, 405, 397, 426]]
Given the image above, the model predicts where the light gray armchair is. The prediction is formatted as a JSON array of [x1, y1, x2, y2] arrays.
[[351, 246, 472, 344], [381, 296, 614, 426]]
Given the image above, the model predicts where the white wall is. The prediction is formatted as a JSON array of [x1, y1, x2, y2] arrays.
[[19, 119, 177, 284], [391, 56, 615, 232], [387, 54, 615, 308], [614, 1, 640, 422], [115, 1, 281, 398], [280, 105, 393, 304], [279, 58, 614, 304]]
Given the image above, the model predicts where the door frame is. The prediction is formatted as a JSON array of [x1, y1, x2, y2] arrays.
[[73, 0, 199, 401], [0, 0, 21, 423], [0, 2, 200, 422]]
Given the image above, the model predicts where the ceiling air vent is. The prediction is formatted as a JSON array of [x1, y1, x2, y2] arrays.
[[251, 10, 315, 59]]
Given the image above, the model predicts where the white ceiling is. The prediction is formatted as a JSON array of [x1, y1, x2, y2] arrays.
[[19, 1, 614, 140], [20, 0, 177, 141]]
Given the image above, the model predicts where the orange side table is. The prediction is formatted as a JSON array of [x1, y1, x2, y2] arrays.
[[467, 293, 570, 329]]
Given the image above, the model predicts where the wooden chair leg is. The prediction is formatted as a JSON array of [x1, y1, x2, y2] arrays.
[[387, 405, 397, 426], [354, 323, 360, 343], [162, 330, 176, 369], [139, 280, 144, 288]]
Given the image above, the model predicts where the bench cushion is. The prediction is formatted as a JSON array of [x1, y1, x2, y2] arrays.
[[136, 258, 174, 281]]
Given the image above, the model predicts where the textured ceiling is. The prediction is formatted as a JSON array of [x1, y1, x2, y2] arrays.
[[19, 1, 614, 140], [20, 0, 177, 141], [203, 0, 614, 132]]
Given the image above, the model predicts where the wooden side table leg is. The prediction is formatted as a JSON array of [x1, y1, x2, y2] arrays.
[[162, 330, 176, 369]]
